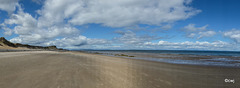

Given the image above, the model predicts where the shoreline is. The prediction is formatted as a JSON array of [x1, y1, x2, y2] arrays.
[[0, 51, 239, 88], [71, 51, 236, 69], [1, 49, 239, 68], [83, 51, 240, 68]]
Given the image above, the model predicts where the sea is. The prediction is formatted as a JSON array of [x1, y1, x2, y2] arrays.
[[83, 50, 240, 68]]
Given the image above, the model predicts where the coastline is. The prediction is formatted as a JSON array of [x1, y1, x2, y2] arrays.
[[85, 50, 240, 68], [0, 51, 239, 88]]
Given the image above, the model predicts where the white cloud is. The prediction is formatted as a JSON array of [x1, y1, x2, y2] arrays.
[[43, 36, 109, 49], [9, 25, 80, 44], [161, 24, 172, 30], [38, 0, 201, 27], [1, 1, 111, 48], [183, 24, 216, 39], [184, 24, 208, 32], [198, 31, 216, 39], [114, 30, 161, 44], [223, 29, 240, 43], [87, 39, 109, 45], [0, 0, 18, 13], [3, 6, 80, 45], [3, 0, 226, 50], [32, 0, 45, 4], [124, 25, 147, 31], [4, 8, 37, 35], [43, 36, 88, 47], [187, 33, 196, 38], [0, 23, 13, 35]]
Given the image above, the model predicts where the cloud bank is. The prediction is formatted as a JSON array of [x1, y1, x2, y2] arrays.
[[143, 40, 237, 51], [0, 0, 203, 49], [1, 0, 238, 51]]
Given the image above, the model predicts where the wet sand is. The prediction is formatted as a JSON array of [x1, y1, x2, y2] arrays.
[[0, 51, 239, 88]]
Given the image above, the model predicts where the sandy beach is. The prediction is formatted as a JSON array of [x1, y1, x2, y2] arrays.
[[0, 51, 239, 88]]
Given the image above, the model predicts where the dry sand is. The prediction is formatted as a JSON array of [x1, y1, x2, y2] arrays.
[[0, 51, 239, 88]]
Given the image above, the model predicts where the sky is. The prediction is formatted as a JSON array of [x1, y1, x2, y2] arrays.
[[0, 0, 240, 51]]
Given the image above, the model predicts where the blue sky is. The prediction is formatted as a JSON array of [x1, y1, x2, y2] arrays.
[[0, 0, 240, 51]]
